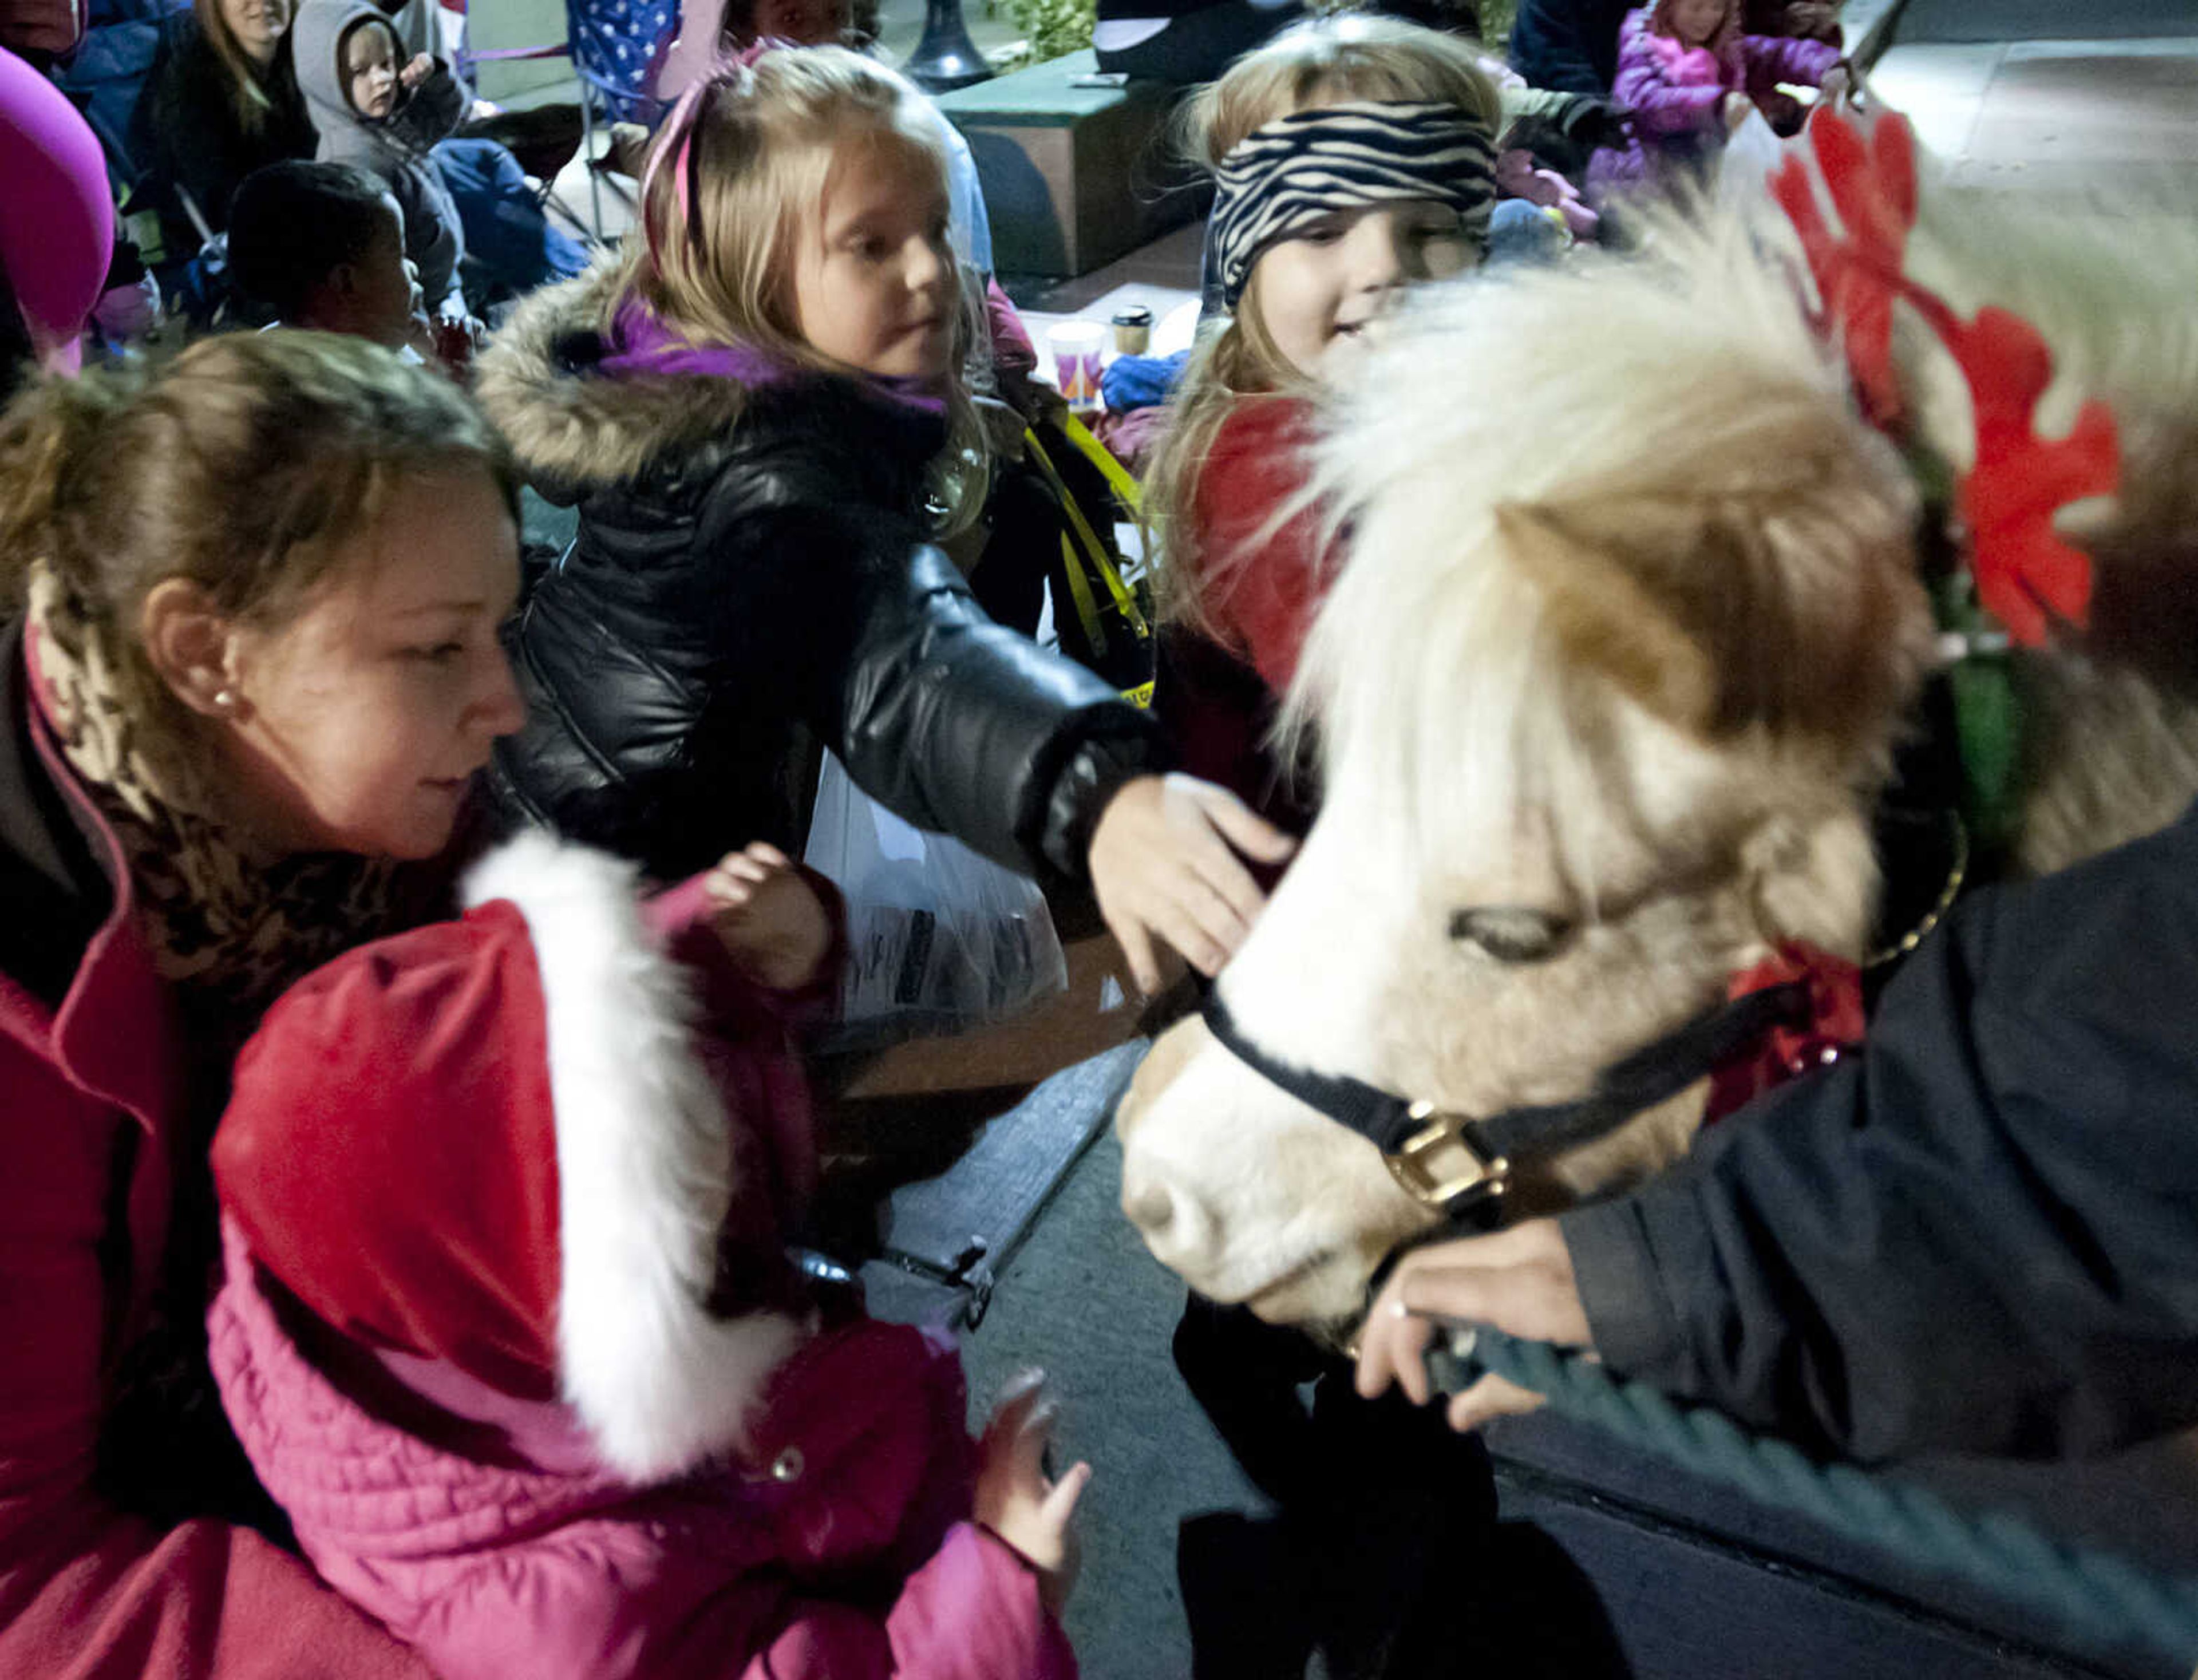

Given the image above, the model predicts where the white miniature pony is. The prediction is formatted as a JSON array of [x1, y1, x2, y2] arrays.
[[1116, 111, 2198, 1339]]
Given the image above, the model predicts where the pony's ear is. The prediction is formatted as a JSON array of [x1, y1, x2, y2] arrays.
[[1495, 500, 1722, 735], [1498, 488, 1927, 750]]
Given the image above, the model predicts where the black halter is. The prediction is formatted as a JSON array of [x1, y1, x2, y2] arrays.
[[1200, 979, 1814, 1225]]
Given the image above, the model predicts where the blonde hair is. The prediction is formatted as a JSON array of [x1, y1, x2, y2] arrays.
[[1145, 16, 1501, 636], [0, 331, 515, 790], [195, 0, 280, 135], [612, 46, 988, 528]]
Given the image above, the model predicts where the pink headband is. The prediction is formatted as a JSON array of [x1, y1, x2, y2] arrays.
[[639, 40, 781, 275]]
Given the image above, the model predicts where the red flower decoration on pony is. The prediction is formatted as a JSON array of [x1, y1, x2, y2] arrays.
[[1770, 106, 2117, 646]]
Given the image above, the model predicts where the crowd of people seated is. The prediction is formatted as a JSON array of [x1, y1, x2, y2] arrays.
[[25, 4, 2181, 1679]]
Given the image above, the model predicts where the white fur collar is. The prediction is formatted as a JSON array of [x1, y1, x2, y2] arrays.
[[462, 833, 808, 1481]]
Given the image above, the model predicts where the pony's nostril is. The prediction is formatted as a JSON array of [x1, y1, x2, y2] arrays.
[[1125, 1176, 1220, 1268], [1125, 1181, 1174, 1236]]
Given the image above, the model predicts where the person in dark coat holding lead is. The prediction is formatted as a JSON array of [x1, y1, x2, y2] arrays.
[[1357, 798, 2198, 1464]]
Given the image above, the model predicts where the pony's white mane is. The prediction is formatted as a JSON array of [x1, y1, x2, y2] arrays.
[[1287, 206, 1920, 905], [1287, 175, 2198, 893]]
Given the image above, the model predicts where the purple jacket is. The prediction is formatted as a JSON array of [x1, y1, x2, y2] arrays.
[[209, 1218, 1077, 1680], [1590, 8, 1839, 193]]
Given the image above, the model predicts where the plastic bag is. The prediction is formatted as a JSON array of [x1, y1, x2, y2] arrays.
[[802, 752, 1069, 1041], [1717, 108, 1786, 216]]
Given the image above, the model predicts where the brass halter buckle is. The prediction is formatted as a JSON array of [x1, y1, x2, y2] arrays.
[[1382, 1100, 1511, 1212]]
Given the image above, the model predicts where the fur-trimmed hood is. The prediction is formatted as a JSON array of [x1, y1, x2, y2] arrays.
[[476, 264, 752, 492], [210, 832, 811, 1481], [473, 263, 947, 505]]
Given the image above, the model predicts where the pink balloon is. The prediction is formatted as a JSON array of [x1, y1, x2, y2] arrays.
[[1, 45, 114, 363]]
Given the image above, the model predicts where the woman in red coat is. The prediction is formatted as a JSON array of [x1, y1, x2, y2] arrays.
[[0, 330, 528, 1679]]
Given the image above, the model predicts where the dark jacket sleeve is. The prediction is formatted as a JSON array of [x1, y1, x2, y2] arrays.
[[1508, 0, 1631, 96], [137, 23, 245, 234], [1561, 806, 2198, 1464], [1739, 29, 1840, 91], [703, 485, 1169, 887], [388, 58, 467, 152]]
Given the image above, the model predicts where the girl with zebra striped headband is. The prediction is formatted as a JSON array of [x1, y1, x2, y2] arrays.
[[1145, 16, 1500, 829]]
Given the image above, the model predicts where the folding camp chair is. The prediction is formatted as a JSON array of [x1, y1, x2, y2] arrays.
[[453, 0, 674, 241]]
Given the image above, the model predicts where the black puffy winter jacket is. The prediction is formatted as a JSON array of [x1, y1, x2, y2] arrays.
[[475, 271, 1165, 885]]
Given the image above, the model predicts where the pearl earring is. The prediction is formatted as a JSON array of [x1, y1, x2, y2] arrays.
[[212, 689, 237, 711]]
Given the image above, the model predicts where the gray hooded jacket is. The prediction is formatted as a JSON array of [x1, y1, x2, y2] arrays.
[[292, 0, 467, 309]]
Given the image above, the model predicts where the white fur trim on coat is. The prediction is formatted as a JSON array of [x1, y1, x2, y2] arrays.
[[462, 833, 808, 1481]]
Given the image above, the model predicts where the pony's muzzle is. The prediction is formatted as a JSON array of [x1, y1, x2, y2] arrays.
[[1120, 1168, 1217, 1270], [1116, 1018, 1228, 1270]]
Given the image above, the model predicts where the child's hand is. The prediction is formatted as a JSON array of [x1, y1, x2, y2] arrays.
[[1352, 1219, 1589, 1433], [429, 311, 484, 373], [400, 52, 434, 89], [434, 305, 485, 346], [973, 1371, 1090, 1619], [705, 843, 835, 992], [1087, 773, 1296, 995]]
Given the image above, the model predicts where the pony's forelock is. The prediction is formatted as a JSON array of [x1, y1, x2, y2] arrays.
[[1283, 207, 1902, 897]]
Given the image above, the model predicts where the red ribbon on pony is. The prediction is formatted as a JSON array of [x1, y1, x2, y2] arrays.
[[1769, 106, 2117, 647], [1702, 942, 1865, 1126]]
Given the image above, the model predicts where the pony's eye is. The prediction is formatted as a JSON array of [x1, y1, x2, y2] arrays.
[[1449, 907, 1572, 963]]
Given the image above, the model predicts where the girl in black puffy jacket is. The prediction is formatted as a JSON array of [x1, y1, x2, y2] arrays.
[[475, 46, 1291, 991]]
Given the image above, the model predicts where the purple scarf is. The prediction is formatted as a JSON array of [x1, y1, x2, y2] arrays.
[[600, 298, 947, 418]]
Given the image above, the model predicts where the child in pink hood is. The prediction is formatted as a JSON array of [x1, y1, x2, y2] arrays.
[[1587, 0, 1842, 199], [205, 832, 1085, 1680]]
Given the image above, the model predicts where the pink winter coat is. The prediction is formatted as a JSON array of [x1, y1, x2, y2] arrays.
[[200, 833, 1076, 1680], [1588, 7, 1839, 194], [209, 1230, 1074, 1680]]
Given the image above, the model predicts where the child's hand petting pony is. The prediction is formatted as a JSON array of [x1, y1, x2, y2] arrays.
[[1089, 773, 1297, 995], [974, 1370, 1091, 1618], [703, 842, 834, 991]]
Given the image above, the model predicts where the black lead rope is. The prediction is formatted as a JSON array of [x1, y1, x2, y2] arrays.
[[1201, 978, 1816, 1196]]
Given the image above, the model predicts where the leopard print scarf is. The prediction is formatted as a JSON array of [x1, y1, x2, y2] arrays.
[[24, 561, 400, 1038]]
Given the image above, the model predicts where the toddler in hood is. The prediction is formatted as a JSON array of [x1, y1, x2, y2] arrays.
[[293, 0, 468, 317], [205, 835, 1085, 1680]]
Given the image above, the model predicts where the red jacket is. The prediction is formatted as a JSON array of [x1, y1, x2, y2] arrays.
[[0, 641, 432, 1680], [1188, 395, 1329, 699], [1156, 396, 1327, 838]]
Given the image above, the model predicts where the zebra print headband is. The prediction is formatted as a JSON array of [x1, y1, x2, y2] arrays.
[[1211, 100, 1498, 310]]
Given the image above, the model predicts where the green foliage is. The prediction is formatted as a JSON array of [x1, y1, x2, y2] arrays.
[[1312, 0, 1517, 45], [992, 0, 1096, 68], [984, 0, 1511, 73]]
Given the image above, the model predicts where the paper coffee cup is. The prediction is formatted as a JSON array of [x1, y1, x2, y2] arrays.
[[1111, 305, 1153, 357]]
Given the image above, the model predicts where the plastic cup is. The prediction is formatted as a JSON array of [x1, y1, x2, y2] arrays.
[[1047, 320, 1106, 411]]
